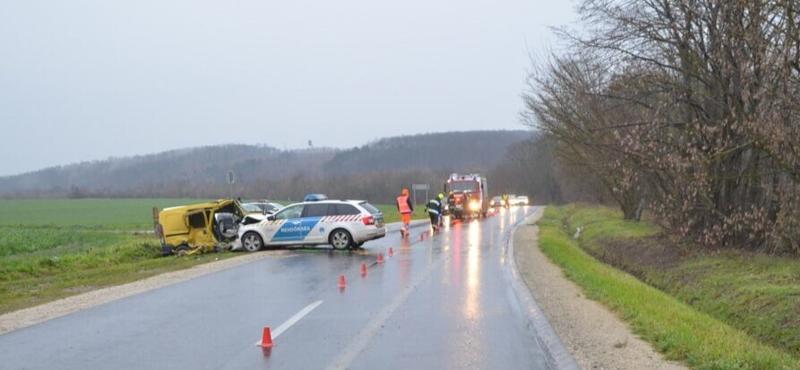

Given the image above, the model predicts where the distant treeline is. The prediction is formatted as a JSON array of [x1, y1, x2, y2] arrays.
[[1, 130, 572, 204]]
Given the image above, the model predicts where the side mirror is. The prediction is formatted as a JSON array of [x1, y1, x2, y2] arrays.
[[267, 214, 275, 221]]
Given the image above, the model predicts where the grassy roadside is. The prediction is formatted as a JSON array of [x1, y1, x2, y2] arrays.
[[0, 198, 236, 314], [375, 204, 428, 224], [537, 205, 799, 369], [561, 205, 800, 359], [0, 227, 239, 314]]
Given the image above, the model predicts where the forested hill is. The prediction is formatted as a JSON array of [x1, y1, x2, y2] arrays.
[[324, 130, 530, 175], [0, 145, 336, 198], [0, 130, 530, 198]]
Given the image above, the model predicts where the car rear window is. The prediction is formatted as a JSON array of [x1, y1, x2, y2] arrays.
[[359, 202, 381, 215], [330, 204, 360, 215]]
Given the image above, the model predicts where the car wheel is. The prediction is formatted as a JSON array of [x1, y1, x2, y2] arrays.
[[329, 229, 353, 250], [241, 232, 264, 252]]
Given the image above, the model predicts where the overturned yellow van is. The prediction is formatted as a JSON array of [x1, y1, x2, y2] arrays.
[[153, 200, 245, 256]]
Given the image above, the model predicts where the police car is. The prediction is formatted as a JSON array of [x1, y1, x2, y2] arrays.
[[232, 196, 386, 251]]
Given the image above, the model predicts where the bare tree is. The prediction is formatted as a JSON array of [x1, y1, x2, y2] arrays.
[[528, 0, 800, 252], [525, 56, 649, 219]]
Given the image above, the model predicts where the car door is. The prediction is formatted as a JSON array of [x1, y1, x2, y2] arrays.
[[297, 203, 329, 244], [267, 204, 305, 243]]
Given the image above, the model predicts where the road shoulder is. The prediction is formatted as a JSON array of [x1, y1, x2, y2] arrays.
[[514, 220, 687, 370], [0, 251, 283, 335]]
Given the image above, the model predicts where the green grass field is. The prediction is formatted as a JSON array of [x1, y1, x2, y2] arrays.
[[537, 205, 800, 369], [0, 198, 424, 228], [0, 198, 425, 314], [0, 198, 205, 228], [374, 204, 427, 224]]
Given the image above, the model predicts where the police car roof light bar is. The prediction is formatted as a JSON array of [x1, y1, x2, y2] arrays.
[[304, 193, 328, 202]]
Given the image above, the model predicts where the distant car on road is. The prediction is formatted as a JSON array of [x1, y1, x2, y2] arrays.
[[510, 195, 530, 206], [489, 196, 503, 208], [232, 198, 386, 252], [241, 201, 284, 216]]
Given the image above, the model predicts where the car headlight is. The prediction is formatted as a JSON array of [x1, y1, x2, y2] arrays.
[[469, 201, 481, 210]]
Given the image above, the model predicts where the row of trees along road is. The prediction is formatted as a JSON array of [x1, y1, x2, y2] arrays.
[[526, 0, 800, 253]]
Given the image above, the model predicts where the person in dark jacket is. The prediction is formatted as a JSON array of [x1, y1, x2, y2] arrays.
[[425, 193, 444, 232]]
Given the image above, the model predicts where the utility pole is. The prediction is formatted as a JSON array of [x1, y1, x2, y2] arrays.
[[227, 170, 235, 200]]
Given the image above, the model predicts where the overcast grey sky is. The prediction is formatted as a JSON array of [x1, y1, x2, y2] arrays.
[[0, 0, 576, 176]]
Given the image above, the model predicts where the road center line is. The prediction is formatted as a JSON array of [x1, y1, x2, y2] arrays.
[[254, 300, 323, 346]]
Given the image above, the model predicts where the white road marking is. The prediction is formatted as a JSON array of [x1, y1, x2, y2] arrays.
[[255, 300, 323, 346]]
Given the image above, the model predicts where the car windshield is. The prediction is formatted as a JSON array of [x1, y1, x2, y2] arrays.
[[449, 181, 479, 192], [241, 203, 264, 213]]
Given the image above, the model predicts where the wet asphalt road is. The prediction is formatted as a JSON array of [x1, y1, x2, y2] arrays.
[[0, 206, 550, 370]]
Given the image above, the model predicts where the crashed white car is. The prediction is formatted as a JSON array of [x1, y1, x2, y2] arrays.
[[232, 199, 386, 251], [241, 201, 284, 216]]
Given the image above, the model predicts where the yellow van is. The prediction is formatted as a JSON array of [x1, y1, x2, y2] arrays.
[[153, 200, 245, 255]]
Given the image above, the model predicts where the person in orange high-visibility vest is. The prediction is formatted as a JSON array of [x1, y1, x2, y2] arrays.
[[396, 188, 414, 238]]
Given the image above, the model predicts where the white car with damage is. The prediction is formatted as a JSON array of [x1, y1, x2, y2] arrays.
[[232, 199, 386, 251]]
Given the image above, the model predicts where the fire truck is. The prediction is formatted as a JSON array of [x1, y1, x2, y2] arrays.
[[444, 173, 489, 220]]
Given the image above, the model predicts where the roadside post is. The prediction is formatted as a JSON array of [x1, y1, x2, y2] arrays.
[[411, 183, 429, 207], [227, 170, 236, 199]]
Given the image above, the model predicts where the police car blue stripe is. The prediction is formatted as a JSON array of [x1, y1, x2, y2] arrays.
[[272, 217, 323, 241]]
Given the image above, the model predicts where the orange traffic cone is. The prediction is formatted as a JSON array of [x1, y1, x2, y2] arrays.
[[377, 253, 385, 264], [338, 274, 347, 288], [260, 327, 273, 348], [388, 247, 394, 257], [360, 263, 368, 276]]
